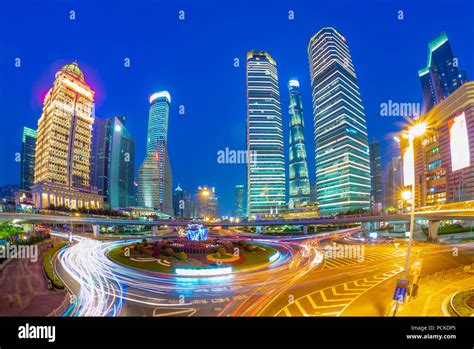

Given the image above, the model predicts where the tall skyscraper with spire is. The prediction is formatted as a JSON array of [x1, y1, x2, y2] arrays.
[[418, 32, 467, 112], [137, 91, 173, 216], [246, 50, 285, 218], [288, 79, 311, 206], [308, 27, 371, 215], [31, 62, 103, 209]]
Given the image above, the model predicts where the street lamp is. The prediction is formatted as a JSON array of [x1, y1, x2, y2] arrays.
[[402, 121, 426, 280], [393, 122, 426, 315]]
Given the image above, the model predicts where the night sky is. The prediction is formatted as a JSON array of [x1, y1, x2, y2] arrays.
[[1, 0, 473, 215]]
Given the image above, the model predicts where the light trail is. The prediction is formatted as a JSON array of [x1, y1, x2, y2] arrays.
[[52, 228, 357, 316]]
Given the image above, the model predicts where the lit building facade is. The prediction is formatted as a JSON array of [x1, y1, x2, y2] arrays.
[[288, 79, 311, 206], [233, 184, 245, 218], [369, 139, 383, 209], [419, 32, 468, 113], [32, 62, 103, 210], [90, 116, 135, 209], [385, 156, 403, 209], [137, 141, 173, 215], [246, 51, 286, 217], [173, 185, 184, 218], [193, 186, 218, 219], [20, 127, 37, 190], [400, 82, 474, 207], [308, 27, 371, 215], [137, 91, 173, 216]]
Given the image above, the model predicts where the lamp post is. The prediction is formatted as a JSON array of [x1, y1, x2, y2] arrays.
[[393, 122, 426, 316]]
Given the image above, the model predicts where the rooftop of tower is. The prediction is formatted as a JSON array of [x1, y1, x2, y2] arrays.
[[307, 27, 346, 52], [418, 32, 449, 77], [149, 91, 171, 104], [60, 61, 85, 81], [246, 50, 277, 66]]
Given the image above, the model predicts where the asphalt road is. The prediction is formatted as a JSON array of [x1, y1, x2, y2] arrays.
[[51, 229, 474, 317]]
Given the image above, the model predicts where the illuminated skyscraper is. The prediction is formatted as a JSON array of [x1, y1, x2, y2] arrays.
[[233, 184, 245, 218], [20, 127, 37, 190], [192, 186, 218, 219], [173, 185, 184, 218], [146, 91, 170, 155], [308, 27, 371, 215], [137, 91, 173, 215], [90, 116, 135, 209], [369, 139, 383, 209], [32, 62, 102, 209], [246, 51, 285, 217], [419, 32, 467, 112], [288, 79, 311, 206]]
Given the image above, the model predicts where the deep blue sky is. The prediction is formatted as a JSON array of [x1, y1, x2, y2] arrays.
[[1, 0, 473, 215]]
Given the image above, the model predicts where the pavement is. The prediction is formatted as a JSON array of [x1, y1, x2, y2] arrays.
[[253, 240, 474, 317], [396, 266, 474, 316], [0, 240, 67, 316]]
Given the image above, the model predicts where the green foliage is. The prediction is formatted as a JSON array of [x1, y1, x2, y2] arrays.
[[439, 223, 472, 235], [0, 223, 24, 240], [176, 252, 188, 261], [43, 242, 69, 289]]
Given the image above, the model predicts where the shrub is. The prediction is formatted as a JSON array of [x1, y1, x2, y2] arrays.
[[176, 252, 188, 261], [164, 247, 174, 257], [244, 244, 257, 252], [214, 252, 221, 259], [222, 241, 234, 251], [217, 247, 227, 256], [43, 242, 69, 289], [238, 240, 248, 247], [137, 244, 146, 254]]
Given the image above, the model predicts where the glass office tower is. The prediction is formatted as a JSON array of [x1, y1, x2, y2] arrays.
[[288, 79, 311, 206], [20, 127, 37, 190], [419, 32, 467, 112], [369, 139, 383, 208], [137, 91, 173, 215], [308, 27, 371, 215], [246, 50, 286, 217], [90, 116, 135, 209]]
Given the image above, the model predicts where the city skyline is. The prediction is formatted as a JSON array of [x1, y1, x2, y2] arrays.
[[1, 1, 473, 215]]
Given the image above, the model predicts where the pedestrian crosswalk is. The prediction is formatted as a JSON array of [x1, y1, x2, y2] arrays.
[[320, 249, 406, 270], [276, 268, 402, 317]]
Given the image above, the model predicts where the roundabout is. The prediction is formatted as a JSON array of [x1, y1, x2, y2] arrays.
[[107, 235, 281, 276]]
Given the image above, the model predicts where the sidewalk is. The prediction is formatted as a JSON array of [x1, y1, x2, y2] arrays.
[[0, 240, 67, 316], [397, 266, 474, 316]]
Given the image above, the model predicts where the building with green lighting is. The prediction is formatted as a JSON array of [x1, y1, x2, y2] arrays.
[[308, 27, 371, 215], [20, 127, 37, 190], [288, 79, 311, 206], [419, 32, 467, 112], [246, 51, 286, 218]]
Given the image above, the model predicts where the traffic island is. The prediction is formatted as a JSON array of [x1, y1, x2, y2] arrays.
[[107, 237, 279, 276], [450, 290, 474, 316]]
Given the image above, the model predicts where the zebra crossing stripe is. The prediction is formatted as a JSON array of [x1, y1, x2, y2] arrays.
[[295, 300, 308, 316]]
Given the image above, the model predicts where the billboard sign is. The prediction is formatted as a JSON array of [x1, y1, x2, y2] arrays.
[[449, 112, 470, 172], [403, 145, 414, 187]]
